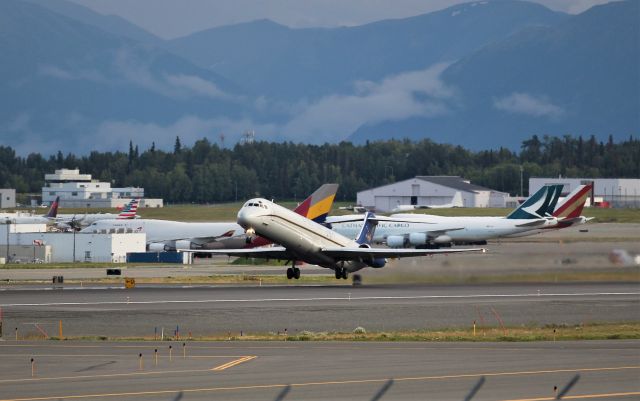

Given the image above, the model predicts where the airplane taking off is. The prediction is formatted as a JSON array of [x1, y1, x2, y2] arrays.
[[245, 183, 338, 248], [328, 184, 564, 248], [182, 199, 484, 280], [0, 196, 59, 224], [392, 191, 463, 212], [81, 184, 340, 252]]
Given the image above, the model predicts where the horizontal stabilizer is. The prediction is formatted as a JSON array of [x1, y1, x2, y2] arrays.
[[515, 219, 548, 227]]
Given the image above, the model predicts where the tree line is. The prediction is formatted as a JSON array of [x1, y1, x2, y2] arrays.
[[1, 135, 638, 203]]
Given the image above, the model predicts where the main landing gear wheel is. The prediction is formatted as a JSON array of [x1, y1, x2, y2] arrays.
[[286, 267, 301, 280], [335, 267, 348, 280]]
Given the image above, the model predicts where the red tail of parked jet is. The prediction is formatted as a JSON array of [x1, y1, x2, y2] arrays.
[[246, 184, 339, 247], [552, 184, 594, 226], [45, 196, 59, 219]]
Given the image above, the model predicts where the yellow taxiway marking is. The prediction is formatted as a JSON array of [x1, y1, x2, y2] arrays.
[[502, 392, 640, 401], [0, 365, 637, 401], [211, 355, 257, 371]]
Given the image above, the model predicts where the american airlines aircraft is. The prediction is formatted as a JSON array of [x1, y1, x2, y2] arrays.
[[56, 199, 140, 230], [328, 184, 564, 248], [183, 199, 484, 280]]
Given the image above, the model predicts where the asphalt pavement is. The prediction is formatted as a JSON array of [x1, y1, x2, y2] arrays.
[[0, 282, 638, 338], [0, 340, 638, 400]]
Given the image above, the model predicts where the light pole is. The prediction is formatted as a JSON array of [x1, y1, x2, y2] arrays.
[[5, 219, 10, 263], [73, 227, 76, 263], [520, 165, 524, 197]]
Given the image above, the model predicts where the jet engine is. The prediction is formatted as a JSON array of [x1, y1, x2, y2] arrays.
[[386, 235, 407, 248], [433, 235, 452, 245], [175, 240, 195, 250], [408, 233, 428, 246], [148, 243, 170, 252]]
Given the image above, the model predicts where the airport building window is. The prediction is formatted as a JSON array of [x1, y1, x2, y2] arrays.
[[49, 192, 55, 196], [72, 192, 78, 196]]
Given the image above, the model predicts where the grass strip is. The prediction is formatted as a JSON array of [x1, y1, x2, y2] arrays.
[[2, 269, 638, 286], [40, 322, 640, 343]]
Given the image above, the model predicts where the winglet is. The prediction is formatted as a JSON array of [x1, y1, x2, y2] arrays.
[[293, 184, 339, 223]]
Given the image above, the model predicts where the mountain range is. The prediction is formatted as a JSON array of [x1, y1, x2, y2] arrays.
[[1, 0, 637, 154]]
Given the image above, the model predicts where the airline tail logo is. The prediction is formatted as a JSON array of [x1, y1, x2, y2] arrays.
[[46, 196, 59, 218], [507, 185, 563, 219], [117, 199, 139, 219], [356, 212, 378, 245], [294, 183, 339, 223], [554, 184, 592, 219]]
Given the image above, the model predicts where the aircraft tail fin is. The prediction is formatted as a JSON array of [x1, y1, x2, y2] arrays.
[[45, 196, 59, 218], [553, 184, 592, 219], [117, 199, 139, 219], [506, 184, 562, 219], [355, 212, 378, 245], [294, 183, 339, 223]]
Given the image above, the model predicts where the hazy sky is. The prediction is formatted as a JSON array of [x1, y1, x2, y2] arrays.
[[68, 0, 614, 39]]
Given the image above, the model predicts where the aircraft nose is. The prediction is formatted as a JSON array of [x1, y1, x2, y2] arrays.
[[237, 206, 262, 229]]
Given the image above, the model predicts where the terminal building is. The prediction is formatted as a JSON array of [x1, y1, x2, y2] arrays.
[[529, 178, 640, 208], [357, 176, 508, 212], [41, 169, 163, 208]]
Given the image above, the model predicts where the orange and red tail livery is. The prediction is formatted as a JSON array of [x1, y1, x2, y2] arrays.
[[553, 184, 593, 219], [293, 183, 339, 223]]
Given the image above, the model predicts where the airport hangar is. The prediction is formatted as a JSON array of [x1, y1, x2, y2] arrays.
[[357, 176, 508, 212]]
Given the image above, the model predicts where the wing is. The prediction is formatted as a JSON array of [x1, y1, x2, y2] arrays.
[[321, 247, 486, 259], [181, 246, 293, 260], [170, 230, 242, 245]]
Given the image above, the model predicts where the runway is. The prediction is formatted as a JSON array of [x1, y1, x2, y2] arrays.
[[0, 340, 638, 400], [1, 283, 638, 338]]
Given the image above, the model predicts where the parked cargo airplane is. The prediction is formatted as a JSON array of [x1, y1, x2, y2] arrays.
[[81, 184, 340, 252], [182, 199, 484, 280], [328, 184, 564, 248]]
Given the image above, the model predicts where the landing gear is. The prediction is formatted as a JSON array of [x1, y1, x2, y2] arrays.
[[286, 267, 301, 280], [334, 267, 348, 280]]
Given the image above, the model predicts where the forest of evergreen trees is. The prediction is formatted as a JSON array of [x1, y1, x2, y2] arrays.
[[1, 135, 638, 202]]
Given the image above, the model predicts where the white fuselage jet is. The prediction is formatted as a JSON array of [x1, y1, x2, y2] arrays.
[[184, 198, 484, 280]]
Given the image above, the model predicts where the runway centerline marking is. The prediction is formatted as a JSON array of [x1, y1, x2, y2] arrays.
[[0, 365, 636, 401], [211, 355, 257, 371], [1, 292, 638, 307]]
